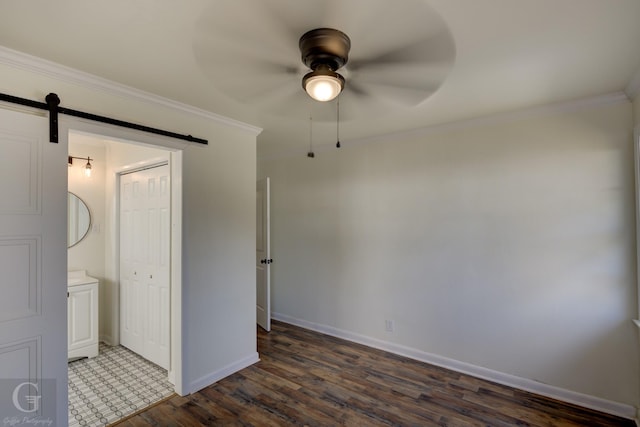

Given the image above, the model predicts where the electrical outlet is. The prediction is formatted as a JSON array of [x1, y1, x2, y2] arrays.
[[385, 319, 394, 333]]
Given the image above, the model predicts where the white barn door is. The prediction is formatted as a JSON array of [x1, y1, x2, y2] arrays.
[[0, 108, 67, 424], [120, 164, 170, 369]]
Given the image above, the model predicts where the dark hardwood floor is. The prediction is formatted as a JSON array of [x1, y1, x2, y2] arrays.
[[115, 321, 635, 426]]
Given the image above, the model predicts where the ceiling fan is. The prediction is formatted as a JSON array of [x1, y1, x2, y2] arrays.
[[299, 28, 350, 102], [193, 0, 456, 121]]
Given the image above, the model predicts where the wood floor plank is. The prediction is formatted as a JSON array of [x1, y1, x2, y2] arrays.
[[114, 321, 635, 426], [461, 389, 584, 427], [173, 396, 235, 425]]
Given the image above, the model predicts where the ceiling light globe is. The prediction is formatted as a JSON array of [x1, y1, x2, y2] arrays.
[[302, 68, 345, 102], [305, 75, 342, 101]]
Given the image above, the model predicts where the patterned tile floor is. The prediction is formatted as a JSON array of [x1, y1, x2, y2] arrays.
[[68, 344, 174, 427]]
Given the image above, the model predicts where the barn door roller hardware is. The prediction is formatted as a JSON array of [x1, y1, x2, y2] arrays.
[[0, 92, 208, 145]]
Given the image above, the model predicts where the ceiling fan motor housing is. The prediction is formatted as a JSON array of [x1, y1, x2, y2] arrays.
[[299, 28, 351, 71]]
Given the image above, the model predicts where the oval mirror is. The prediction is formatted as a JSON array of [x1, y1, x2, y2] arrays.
[[68, 192, 91, 248]]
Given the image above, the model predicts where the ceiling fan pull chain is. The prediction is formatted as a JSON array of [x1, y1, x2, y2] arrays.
[[307, 114, 315, 158], [336, 98, 341, 148]]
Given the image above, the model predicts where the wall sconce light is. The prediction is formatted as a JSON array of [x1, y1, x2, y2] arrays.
[[68, 155, 93, 177]]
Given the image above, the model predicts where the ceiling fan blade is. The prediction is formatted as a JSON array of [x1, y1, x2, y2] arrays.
[[193, 2, 306, 106], [251, 1, 310, 49], [353, 81, 440, 107], [320, 0, 439, 52], [345, 61, 450, 107], [345, 80, 370, 98], [348, 29, 455, 71], [194, 27, 299, 73], [195, 0, 303, 58], [333, 91, 373, 122], [242, 80, 303, 108], [345, 28, 455, 106], [352, 61, 452, 88], [201, 56, 302, 104]]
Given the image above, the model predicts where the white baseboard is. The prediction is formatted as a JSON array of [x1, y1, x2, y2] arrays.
[[272, 312, 636, 421], [185, 352, 260, 395]]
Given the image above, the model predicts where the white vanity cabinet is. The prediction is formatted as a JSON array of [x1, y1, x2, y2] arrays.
[[68, 270, 99, 359]]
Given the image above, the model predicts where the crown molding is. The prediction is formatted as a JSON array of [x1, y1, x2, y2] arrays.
[[0, 45, 262, 136], [259, 92, 629, 162]]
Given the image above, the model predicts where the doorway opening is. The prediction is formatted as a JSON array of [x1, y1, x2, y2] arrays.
[[67, 128, 183, 426]]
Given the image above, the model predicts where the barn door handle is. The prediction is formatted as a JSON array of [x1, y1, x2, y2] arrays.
[[260, 259, 273, 264]]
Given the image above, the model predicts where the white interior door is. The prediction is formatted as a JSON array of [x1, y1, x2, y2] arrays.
[[256, 178, 271, 331], [0, 108, 67, 424], [120, 164, 170, 369]]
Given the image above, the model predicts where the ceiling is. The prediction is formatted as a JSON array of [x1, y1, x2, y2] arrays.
[[0, 0, 639, 158]]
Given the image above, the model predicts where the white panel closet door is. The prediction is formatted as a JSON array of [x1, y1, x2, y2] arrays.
[[0, 108, 66, 423], [120, 164, 170, 370]]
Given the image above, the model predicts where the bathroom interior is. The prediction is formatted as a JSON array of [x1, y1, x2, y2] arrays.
[[67, 131, 177, 426]]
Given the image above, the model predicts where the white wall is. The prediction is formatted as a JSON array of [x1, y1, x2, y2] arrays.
[[260, 99, 639, 409], [68, 136, 106, 280], [0, 50, 259, 409], [181, 124, 258, 389]]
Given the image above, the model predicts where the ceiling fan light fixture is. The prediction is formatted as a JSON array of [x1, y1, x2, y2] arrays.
[[302, 67, 345, 102], [299, 29, 350, 102]]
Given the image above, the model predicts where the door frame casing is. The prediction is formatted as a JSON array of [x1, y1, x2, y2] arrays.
[[63, 117, 185, 395], [256, 177, 271, 331], [634, 123, 640, 321]]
